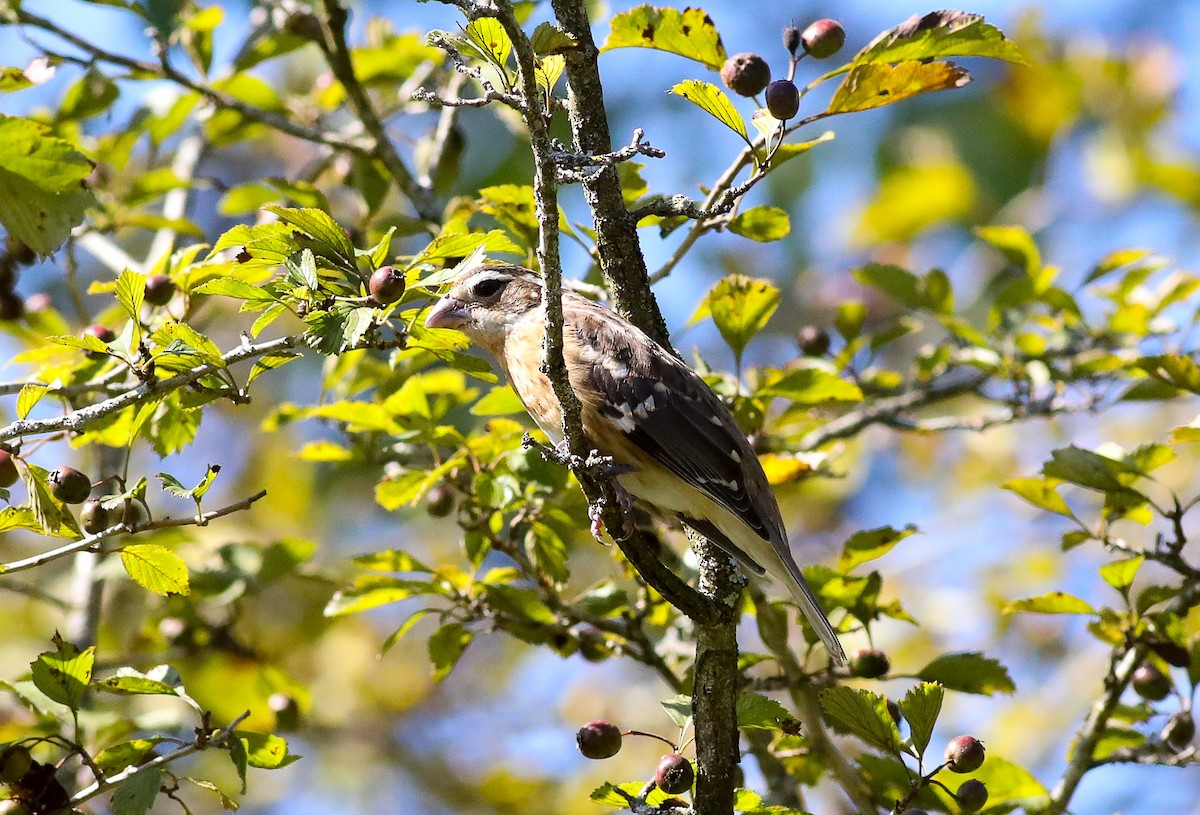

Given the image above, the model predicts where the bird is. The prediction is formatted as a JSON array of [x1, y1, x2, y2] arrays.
[[425, 263, 846, 664]]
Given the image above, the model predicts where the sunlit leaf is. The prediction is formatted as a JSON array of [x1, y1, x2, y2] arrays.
[[695, 274, 779, 365], [1003, 592, 1096, 616], [736, 692, 789, 731], [1002, 477, 1074, 517], [728, 206, 790, 242], [855, 11, 1027, 66], [30, 636, 94, 710], [819, 686, 902, 753], [428, 621, 473, 682], [601, 5, 727, 69], [918, 652, 1015, 695], [827, 60, 970, 115], [669, 80, 747, 142], [120, 544, 190, 596], [899, 682, 944, 758]]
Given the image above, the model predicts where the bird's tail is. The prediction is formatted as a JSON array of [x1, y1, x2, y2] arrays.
[[777, 556, 846, 665]]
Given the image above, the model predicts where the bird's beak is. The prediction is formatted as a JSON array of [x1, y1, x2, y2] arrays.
[[425, 296, 470, 329]]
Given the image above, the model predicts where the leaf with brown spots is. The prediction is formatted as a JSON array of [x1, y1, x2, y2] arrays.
[[826, 60, 970, 115], [601, 5, 726, 70]]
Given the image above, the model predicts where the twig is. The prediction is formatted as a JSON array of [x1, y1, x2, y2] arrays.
[[0, 490, 267, 575], [68, 710, 251, 806], [554, 129, 666, 183]]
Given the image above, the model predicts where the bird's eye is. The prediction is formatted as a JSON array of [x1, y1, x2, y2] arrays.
[[472, 277, 507, 299]]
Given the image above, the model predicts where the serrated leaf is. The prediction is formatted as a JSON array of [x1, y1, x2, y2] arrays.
[[918, 652, 1015, 695], [115, 269, 146, 324], [590, 781, 671, 808], [247, 351, 300, 387], [819, 686, 902, 753], [856, 11, 1027, 66], [428, 621, 473, 682], [601, 5, 727, 69], [1003, 592, 1096, 616], [670, 80, 747, 142], [30, 637, 94, 709], [728, 206, 790, 242], [759, 368, 863, 404], [1041, 446, 1137, 493], [899, 682, 944, 758], [264, 205, 355, 261], [0, 114, 96, 255], [827, 60, 970, 115], [120, 544, 190, 596], [464, 17, 512, 69], [1002, 477, 1074, 517], [854, 263, 923, 309], [530, 22, 576, 55], [194, 276, 280, 305], [694, 274, 779, 365], [352, 548, 432, 573], [111, 766, 162, 815], [737, 692, 790, 731], [975, 224, 1041, 276], [323, 576, 437, 616], [16, 383, 48, 419]]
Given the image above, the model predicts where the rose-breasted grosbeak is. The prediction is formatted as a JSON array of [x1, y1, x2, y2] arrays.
[[426, 263, 846, 663]]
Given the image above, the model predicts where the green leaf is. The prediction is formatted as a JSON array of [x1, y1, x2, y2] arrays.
[[0, 114, 96, 255], [16, 383, 48, 419], [838, 525, 915, 572], [728, 206, 790, 242], [669, 80, 748, 143], [1137, 355, 1200, 395], [1002, 477, 1074, 517], [235, 731, 294, 769], [228, 731, 248, 792], [827, 60, 970, 115], [1100, 556, 1144, 594], [899, 682, 944, 758], [1003, 592, 1096, 616], [661, 694, 693, 728], [601, 5, 727, 69], [855, 11, 1028, 66], [30, 636, 95, 710], [324, 576, 437, 616], [590, 781, 671, 808], [247, 351, 300, 387], [736, 692, 789, 731], [428, 622, 473, 682], [94, 739, 165, 773], [1041, 446, 1137, 493], [819, 686, 902, 753], [120, 544, 190, 596], [381, 608, 438, 655], [975, 224, 1041, 276], [918, 652, 1015, 695], [352, 549, 432, 573], [193, 276, 280, 306], [111, 766, 162, 815], [530, 22, 577, 55], [264, 205, 355, 262], [696, 274, 780, 365], [464, 17, 512, 69], [759, 368, 863, 405], [484, 584, 557, 625], [854, 263, 923, 309], [94, 668, 178, 696], [931, 755, 1048, 812]]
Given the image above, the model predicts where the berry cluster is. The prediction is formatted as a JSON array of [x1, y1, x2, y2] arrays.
[[576, 720, 695, 797], [718, 18, 846, 122]]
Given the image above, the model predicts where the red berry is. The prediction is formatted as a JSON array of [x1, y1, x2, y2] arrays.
[[0, 449, 17, 488], [956, 779, 988, 812], [765, 80, 800, 120], [801, 19, 846, 59], [944, 735, 986, 773], [1132, 662, 1171, 701], [655, 754, 694, 794], [849, 648, 890, 678], [144, 274, 176, 306], [48, 466, 92, 504], [369, 266, 405, 305], [576, 720, 622, 759], [719, 53, 771, 97]]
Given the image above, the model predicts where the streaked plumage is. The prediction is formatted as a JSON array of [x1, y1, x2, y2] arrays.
[[425, 263, 846, 664]]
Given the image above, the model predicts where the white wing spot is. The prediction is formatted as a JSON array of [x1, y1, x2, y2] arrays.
[[730, 450, 741, 464], [709, 415, 723, 426]]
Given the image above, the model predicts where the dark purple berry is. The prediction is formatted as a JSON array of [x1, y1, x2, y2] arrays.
[[425, 485, 454, 517], [49, 466, 92, 504], [765, 80, 800, 120], [0, 744, 32, 783], [1164, 711, 1194, 750], [576, 720, 622, 759], [1132, 662, 1171, 701], [797, 325, 831, 357], [655, 754, 694, 794], [84, 324, 116, 344], [577, 625, 611, 662], [801, 19, 846, 59], [369, 265, 405, 305], [956, 779, 988, 813], [849, 647, 890, 679], [783, 26, 801, 56], [944, 735, 986, 773], [0, 292, 24, 321], [144, 274, 176, 306], [269, 692, 302, 731], [80, 499, 114, 535], [719, 52, 771, 97], [0, 449, 17, 488]]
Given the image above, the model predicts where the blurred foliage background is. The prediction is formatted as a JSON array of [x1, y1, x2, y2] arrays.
[[2, 1, 1200, 814]]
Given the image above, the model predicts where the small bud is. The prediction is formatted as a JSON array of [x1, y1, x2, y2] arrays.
[[849, 647, 890, 679], [1132, 662, 1172, 701], [80, 499, 114, 535], [655, 754, 694, 794], [719, 52, 771, 97], [0, 449, 18, 488], [1164, 711, 1195, 751], [0, 292, 24, 321], [797, 325, 831, 356], [801, 19, 846, 59], [944, 735, 986, 773], [956, 779, 988, 813], [783, 26, 801, 56], [144, 274, 176, 307], [48, 466, 92, 504], [576, 720, 622, 759], [369, 265, 406, 305], [765, 80, 800, 120]]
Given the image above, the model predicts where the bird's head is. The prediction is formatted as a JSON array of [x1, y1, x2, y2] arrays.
[[425, 264, 543, 350]]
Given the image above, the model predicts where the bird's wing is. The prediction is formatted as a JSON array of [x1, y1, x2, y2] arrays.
[[565, 296, 783, 548]]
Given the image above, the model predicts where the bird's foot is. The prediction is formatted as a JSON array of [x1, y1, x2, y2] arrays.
[[588, 485, 636, 544]]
